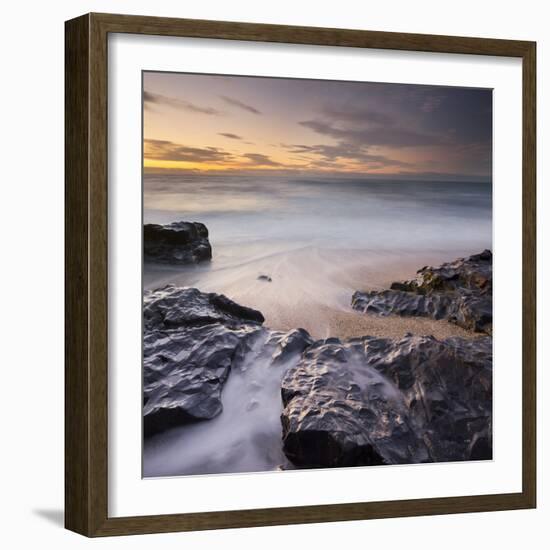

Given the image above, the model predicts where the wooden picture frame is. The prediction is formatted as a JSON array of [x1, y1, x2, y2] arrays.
[[65, 12, 536, 537]]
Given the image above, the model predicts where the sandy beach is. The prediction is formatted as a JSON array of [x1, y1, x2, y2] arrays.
[[144, 249, 480, 340], [263, 303, 477, 340]]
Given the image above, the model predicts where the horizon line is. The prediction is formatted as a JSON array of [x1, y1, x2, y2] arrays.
[[143, 166, 492, 183]]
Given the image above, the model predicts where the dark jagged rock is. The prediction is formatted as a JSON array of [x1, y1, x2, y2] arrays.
[[391, 249, 492, 294], [352, 250, 492, 334], [143, 286, 263, 436], [143, 286, 311, 438], [268, 328, 314, 365], [143, 322, 260, 436], [144, 285, 264, 331], [144, 221, 212, 264], [281, 334, 492, 469], [258, 275, 272, 282]]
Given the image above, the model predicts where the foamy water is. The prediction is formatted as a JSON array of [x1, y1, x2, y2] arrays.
[[143, 333, 294, 477]]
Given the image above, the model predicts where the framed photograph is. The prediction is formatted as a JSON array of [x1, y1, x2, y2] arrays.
[[65, 13, 536, 537]]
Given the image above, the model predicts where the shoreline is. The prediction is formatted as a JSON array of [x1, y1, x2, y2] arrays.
[[262, 303, 480, 341], [144, 250, 482, 340]]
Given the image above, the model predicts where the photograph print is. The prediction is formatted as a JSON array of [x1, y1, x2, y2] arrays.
[[142, 72, 493, 477]]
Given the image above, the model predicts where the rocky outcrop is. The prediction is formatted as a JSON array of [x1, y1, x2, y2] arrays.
[[143, 286, 262, 437], [143, 251, 493, 469], [143, 285, 312, 437], [144, 221, 212, 264], [352, 250, 492, 334], [281, 334, 492, 468]]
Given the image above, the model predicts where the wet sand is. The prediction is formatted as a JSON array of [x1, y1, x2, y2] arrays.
[[216, 253, 480, 340], [263, 303, 477, 340], [145, 250, 479, 341]]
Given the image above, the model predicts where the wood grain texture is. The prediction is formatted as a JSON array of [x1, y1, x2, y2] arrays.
[[521, 42, 537, 508], [64, 12, 537, 537], [88, 13, 110, 536], [92, 12, 533, 56], [65, 14, 91, 535]]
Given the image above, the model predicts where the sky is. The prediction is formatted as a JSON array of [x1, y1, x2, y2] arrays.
[[143, 72, 492, 180]]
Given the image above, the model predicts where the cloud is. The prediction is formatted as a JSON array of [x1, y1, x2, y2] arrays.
[[299, 119, 444, 148], [241, 153, 282, 167], [283, 142, 410, 168], [218, 132, 243, 140], [143, 91, 222, 115], [145, 140, 283, 170], [144, 139, 234, 163], [220, 95, 262, 115], [296, 91, 491, 175], [321, 105, 394, 126]]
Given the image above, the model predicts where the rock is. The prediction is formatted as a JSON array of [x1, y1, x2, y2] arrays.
[[267, 328, 314, 365], [144, 285, 264, 330], [143, 323, 260, 437], [258, 275, 272, 282], [208, 293, 265, 325], [143, 286, 264, 437], [144, 221, 212, 264], [143, 285, 312, 438], [352, 250, 492, 334], [281, 334, 492, 468], [392, 249, 492, 294]]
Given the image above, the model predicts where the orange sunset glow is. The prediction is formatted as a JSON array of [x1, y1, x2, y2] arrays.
[[144, 72, 492, 179]]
